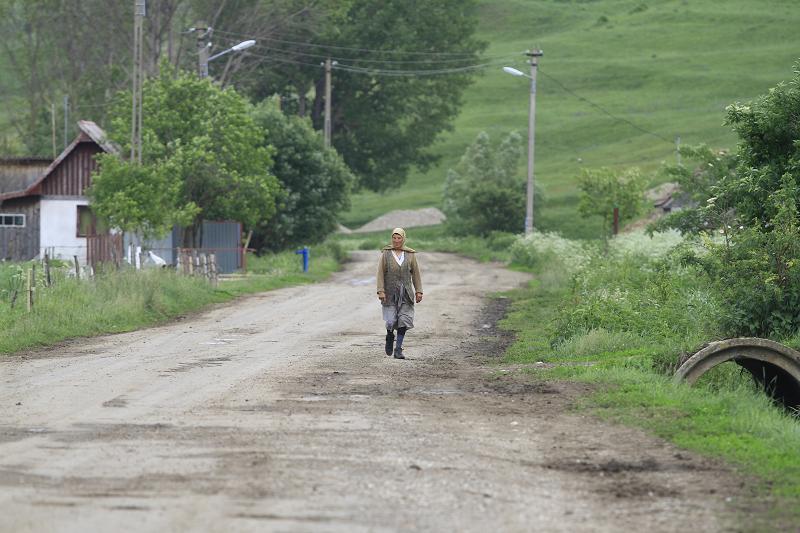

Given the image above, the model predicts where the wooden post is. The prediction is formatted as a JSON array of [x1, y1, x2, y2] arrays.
[[44, 253, 51, 287], [200, 253, 208, 280], [612, 207, 620, 236], [27, 267, 33, 312], [189, 250, 196, 276], [74, 255, 80, 280], [210, 253, 218, 287]]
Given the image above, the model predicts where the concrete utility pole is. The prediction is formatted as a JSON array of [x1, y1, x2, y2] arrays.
[[525, 49, 543, 235], [323, 58, 333, 148], [196, 23, 211, 78], [131, 0, 146, 163]]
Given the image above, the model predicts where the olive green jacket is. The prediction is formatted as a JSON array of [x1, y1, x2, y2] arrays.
[[376, 246, 423, 303]]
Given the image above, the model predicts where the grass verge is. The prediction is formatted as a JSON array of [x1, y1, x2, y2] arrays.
[[0, 242, 345, 355], [500, 250, 800, 526]]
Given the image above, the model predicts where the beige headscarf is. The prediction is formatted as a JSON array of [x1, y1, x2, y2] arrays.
[[383, 227, 415, 252]]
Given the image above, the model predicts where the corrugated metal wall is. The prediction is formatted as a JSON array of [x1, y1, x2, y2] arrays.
[[200, 221, 242, 274], [42, 142, 102, 196], [126, 222, 242, 273], [0, 198, 40, 261]]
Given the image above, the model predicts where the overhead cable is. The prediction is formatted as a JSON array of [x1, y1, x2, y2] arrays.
[[538, 68, 673, 144], [213, 28, 487, 57]]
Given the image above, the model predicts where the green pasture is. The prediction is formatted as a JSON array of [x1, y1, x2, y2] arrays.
[[342, 0, 800, 237]]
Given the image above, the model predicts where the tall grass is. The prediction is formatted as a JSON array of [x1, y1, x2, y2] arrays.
[[0, 243, 346, 355]]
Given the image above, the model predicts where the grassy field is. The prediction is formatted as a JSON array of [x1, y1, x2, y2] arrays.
[[342, 0, 800, 238]]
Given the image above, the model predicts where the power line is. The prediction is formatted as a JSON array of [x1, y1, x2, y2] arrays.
[[538, 68, 672, 144], [244, 50, 506, 77], [213, 34, 516, 65], [213, 28, 485, 57]]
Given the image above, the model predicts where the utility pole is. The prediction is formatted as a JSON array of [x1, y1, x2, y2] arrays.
[[196, 22, 211, 78], [50, 103, 56, 158], [524, 49, 543, 235], [131, 0, 146, 163], [323, 58, 333, 148], [63, 95, 69, 150]]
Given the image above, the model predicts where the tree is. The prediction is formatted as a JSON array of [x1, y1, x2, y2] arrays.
[[250, 100, 355, 251], [443, 131, 536, 236], [691, 62, 800, 337], [721, 61, 800, 225], [243, 0, 485, 192], [89, 66, 281, 245], [577, 167, 646, 239]]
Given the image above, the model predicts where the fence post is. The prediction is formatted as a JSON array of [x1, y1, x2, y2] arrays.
[[210, 253, 218, 287], [200, 253, 208, 280], [73, 255, 80, 280], [27, 267, 34, 312], [44, 253, 51, 287]]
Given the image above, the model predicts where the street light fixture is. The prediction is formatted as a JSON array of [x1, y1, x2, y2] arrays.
[[208, 39, 256, 62], [197, 33, 256, 78], [503, 49, 543, 235]]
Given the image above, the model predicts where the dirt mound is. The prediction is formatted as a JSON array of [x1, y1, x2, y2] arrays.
[[351, 207, 446, 233]]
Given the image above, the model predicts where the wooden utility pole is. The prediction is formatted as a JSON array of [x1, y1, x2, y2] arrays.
[[324, 58, 333, 148], [524, 49, 543, 235], [63, 95, 69, 150], [50, 103, 56, 158], [131, 0, 146, 163]]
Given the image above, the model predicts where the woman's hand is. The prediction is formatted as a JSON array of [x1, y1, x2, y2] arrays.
[[378, 291, 386, 303], [415, 292, 423, 303]]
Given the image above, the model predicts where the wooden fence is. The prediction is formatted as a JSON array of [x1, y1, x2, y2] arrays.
[[176, 248, 219, 287]]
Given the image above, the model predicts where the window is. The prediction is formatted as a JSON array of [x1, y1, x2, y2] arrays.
[[77, 206, 107, 237], [0, 214, 25, 227]]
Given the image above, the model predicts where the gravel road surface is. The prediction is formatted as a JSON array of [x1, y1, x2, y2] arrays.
[[0, 251, 747, 532]]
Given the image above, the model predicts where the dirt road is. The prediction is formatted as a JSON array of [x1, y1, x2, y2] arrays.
[[0, 251, 748, 532]]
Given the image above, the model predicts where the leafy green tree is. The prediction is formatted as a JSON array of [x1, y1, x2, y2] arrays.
[[676, 62, 800, 338], [443, 131, 536, 235], [577, 167, 646, 239], [89, 67, 281, 245], [244, 0, 485, 192], [250, 100, 355, 251], [721, 62, 800, 225]]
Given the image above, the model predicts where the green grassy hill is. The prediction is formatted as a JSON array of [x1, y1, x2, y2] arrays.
[[342, 0, 800, 238]]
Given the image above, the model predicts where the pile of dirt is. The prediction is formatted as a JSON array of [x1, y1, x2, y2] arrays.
[[350, 207, 446, 233]]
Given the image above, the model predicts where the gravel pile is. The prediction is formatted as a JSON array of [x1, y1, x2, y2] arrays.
[[349, 207, 446, 233]]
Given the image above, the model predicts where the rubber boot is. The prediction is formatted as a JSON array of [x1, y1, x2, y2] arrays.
[[393, 346, 405, 359], [393, 331, 405, 359], [385, 331, 395, 356]]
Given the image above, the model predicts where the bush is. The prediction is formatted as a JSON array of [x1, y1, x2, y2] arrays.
[[442, 131, 543, 236]]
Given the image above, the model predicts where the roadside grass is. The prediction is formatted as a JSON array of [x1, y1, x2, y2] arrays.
[[0, 243, 344, 355], [500, 231, 800, 520], [342, 0, 800, 238]]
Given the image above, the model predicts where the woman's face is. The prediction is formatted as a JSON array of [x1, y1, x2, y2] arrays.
[[392, 233, 404, 249]]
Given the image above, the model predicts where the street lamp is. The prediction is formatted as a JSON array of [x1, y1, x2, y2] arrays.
[[503, 49, 543, 235], [199, 36, 256, 78]]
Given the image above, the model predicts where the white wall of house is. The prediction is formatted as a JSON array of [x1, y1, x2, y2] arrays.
[[40, 198, 88, 264]]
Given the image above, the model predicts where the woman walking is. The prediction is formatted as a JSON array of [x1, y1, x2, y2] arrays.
[[376, 228, 423, 359]]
